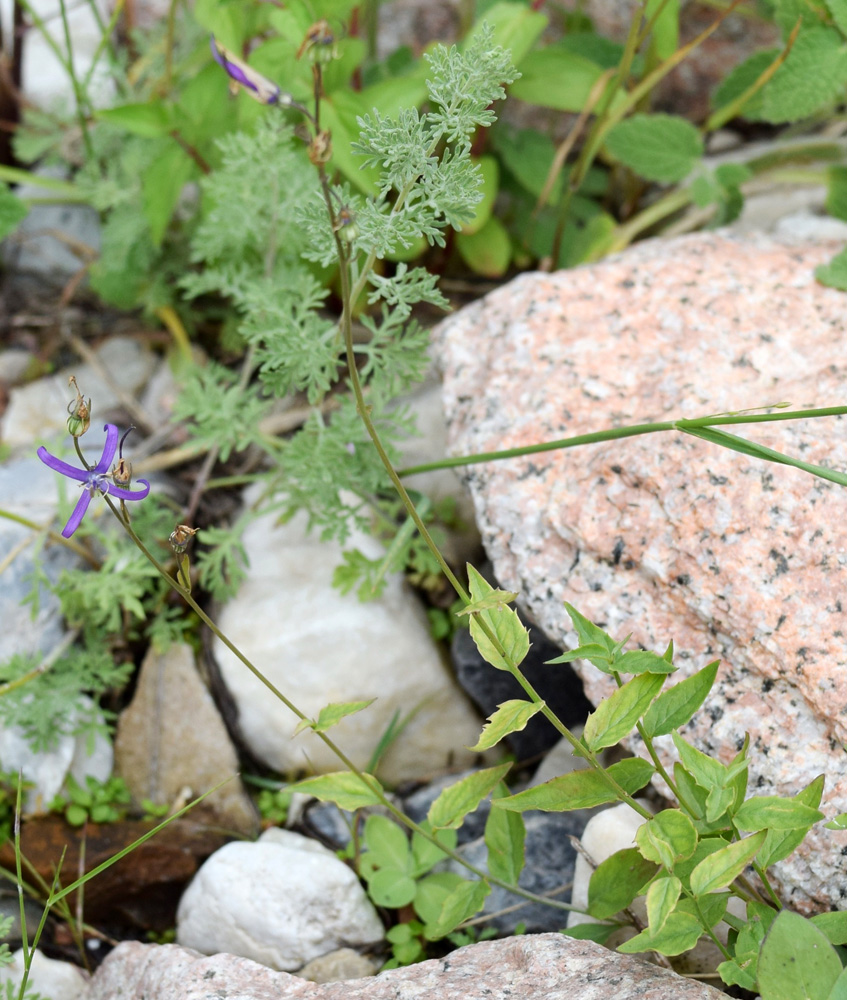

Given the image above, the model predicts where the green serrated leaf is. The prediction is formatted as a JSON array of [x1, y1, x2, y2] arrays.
[[604, 113, 704, 183], [642, 660, 720, 738], [546, 643, 614, 665], [689, 832, 767, 895], [485, 787, 526, 884], [564, 603, 616, 653], [469, 699, 543, 752], [758, 910, 842, 1000], [635, 809, 698, 868], [617, 910, 702, 956], [646, 876, 682, 934], [614, 649, 676, 675], [428, 763, 513, 830], [291, 771, 384, 810], [583, 672, 666, 751], [424, 879, 491, 940], [587, 847, 658, 920], [733, 795, 823, 832], [466, 565, 530, 671], [494, 756, 654, 812], [761, 28, 847, 123], [711, 48, 779, 121]]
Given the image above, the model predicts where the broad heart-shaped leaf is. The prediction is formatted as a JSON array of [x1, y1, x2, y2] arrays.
[[367, 868, 417, 908], [564, 603, 616, 653], [642, 660, 719, 738], [423, 879, 491, 940], [758, 774, 825, 868], [485, 789, 526, 885], [291, 771, 384, 810], [613, 650, 675, 675], [733, 795, 823, 832], [428, 763, 513, 830], [587, 848, 658, 920], [603, 113, 703, 183], [413, 871, 466, 925], [466, 565, 530, 672], [758, 910, 842, 1000], [689, 832, 766, 895], [364, 814, 411, 872], [646, 876, 682, 935], [494, 756, 654, 813], [469, 699, 542, 752], [294, 698, 377, 736], [617, 910, 702, 956], [811, 910, 847, 946], [761, 27, 847, 124], [635, 810, 698, 868], [583, 672, 666, 751]]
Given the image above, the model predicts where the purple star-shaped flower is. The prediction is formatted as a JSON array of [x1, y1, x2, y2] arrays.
[[37, 424, 150, 538]]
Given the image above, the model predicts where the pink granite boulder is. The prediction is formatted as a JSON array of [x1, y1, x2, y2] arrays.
[[434, 231, 847, 911], [89, 934, 727, 1000]]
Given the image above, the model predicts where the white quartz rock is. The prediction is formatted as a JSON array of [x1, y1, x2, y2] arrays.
[[176, 829, 384, 971]]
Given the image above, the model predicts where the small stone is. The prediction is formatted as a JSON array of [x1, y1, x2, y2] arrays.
[[212, 486, 482, 784], [296, 949, 377, 984], [0, 948, 90, 1000], [176, 829, 384, 971], [114, 643, 258, 835], [89, 934, 730, 999], [0, 349, 35, 385]]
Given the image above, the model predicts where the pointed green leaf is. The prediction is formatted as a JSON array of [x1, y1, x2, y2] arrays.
[[635, 810, 698, 868], [734, 795, 824, 832], [545, 643, 613, 665], [617, 910, 702, 956], [758, 775, 825, 867], [587, 847, 658, 920], [646, 876, 682, 934], [826, 811, 847, 830], [562, 922, 618, 944], [758, 910, 842, 1000], [564, 603, 616, 653], [614, 649, 676, 675], [428, 763, 513, 830], [642, 660, 719, 738], [689, 832, 767, 895], [671, 732, 727, 790], [423, 879, 491, 940], [494, 757, 654, 812], [469, 699, 542, 752], [291, 771, 384, 810], [466, 565, 530, 671], [294, 698, 377, 735], [485, 788, 526, 884], [456, 588, 519, 614], [583, 672, 666, 751]]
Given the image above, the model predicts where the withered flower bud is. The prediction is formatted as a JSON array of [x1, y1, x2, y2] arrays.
[[308, 130, 332, 166], [66, 376, 91, 437], [169, 524, 198, 554], [111, 457, 133, 487], [296, 19, 337, 62]]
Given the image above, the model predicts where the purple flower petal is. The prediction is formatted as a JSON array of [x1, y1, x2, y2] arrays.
[[62, 489, 93, 538], [37, 446, 89, 483], [93, 424, 119, 474], [108, 479, 151, 502]]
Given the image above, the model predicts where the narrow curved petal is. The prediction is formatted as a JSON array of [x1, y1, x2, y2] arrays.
[[37, 446, 89, 483], [93, 424, 119, 474], [108, 479, 151, 502], [62, 489, 93, 538]]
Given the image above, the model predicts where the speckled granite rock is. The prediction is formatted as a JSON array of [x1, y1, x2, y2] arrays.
[[89, 934, 728, 1000], [434, 231, 847, 911]]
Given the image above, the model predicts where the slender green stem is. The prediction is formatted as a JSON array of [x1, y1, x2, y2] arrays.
[[57, 0, 94, 160], [398, 405, 847, 477], [751, 862, 784, 910]]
